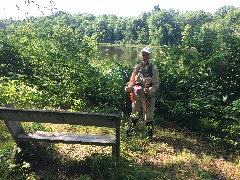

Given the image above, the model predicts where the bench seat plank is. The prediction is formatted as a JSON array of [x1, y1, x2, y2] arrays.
[[16, 131, 116, 146]]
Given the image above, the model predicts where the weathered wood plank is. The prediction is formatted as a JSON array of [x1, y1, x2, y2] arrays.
[[17, 131, 116, 145], [0, 107, 120, 128]]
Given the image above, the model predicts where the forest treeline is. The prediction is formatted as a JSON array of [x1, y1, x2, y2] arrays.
[[0, 5, 239, 154], [2, 5, 240, 46]]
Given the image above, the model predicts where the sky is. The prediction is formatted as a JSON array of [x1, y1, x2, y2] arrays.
[[0, 0, 240, 20]]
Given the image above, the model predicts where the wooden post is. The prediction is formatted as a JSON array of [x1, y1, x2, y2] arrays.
[[3, 104, 25, 145], [115, 126, 120, 159]]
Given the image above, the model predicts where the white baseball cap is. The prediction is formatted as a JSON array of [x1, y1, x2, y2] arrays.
[[141, 47, 152, 54]]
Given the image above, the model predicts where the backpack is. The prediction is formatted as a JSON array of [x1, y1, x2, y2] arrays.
[[135, 62, 154, 78], [129, 63, 154, 102]]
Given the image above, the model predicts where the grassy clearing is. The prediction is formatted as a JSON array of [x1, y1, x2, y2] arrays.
[[0, 119, 239, 179]]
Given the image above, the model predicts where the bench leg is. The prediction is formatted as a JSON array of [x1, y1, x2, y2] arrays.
[[112, 145, 116, 161], [112, 144, 120, 162]]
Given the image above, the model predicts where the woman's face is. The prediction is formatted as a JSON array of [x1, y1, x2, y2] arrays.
[[141, 52, 150, 63]]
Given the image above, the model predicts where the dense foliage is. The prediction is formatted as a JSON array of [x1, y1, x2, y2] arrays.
[[0, 4, 239, 178], [3, 5, 236, 47]]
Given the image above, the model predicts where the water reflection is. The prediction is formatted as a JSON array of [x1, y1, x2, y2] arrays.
[[96, 45, 160, 67], [96, 45, 141, 67]]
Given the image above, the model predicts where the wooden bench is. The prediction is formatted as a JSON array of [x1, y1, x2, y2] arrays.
[[0, 106, 121, 161]]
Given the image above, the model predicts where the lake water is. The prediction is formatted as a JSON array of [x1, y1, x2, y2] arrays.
[[96, 45, 160, 67]]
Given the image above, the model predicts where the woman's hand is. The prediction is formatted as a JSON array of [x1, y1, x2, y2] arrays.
[[125, 86, 133, 93], [144, 87, 150, 94]]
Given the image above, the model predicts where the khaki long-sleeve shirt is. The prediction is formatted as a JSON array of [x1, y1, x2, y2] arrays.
[[126, 62, 159, 97]]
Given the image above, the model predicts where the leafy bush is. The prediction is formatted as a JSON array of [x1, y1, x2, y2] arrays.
[[0, 77, 43, 109]]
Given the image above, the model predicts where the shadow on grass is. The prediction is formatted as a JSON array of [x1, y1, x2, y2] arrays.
[[151, 126, 239, 180], [14, 141, 159, 180], [120, 120, 238, 180], [10, 123, 239, 180], [152, 125, 231, 160]]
